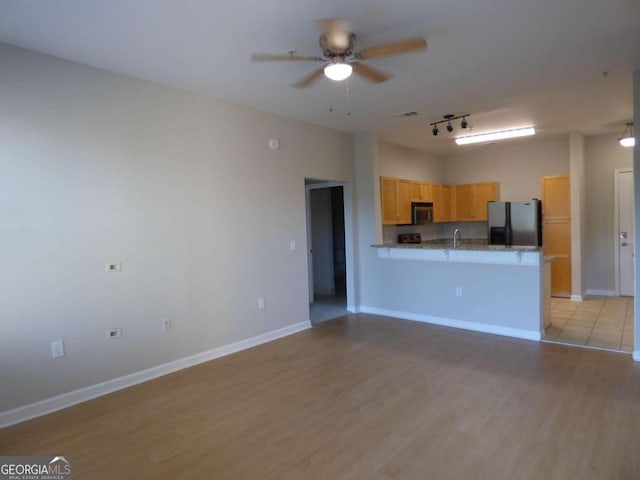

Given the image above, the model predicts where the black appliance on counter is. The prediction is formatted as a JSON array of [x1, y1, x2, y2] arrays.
[[397, 233, 422, 244], [488, 199, 542, 246]]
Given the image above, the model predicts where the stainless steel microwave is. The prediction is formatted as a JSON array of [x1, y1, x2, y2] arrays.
[[412, 202, 434, 225]]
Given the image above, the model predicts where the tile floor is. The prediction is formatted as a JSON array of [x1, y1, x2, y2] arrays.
[[544, 296, 634, 352], [309, 293, 348, 325]]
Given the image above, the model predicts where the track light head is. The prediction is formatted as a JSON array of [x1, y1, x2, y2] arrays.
[[446, 122, 453, 133], [432, 125, 439, 136], [460, 117, 468, 129]]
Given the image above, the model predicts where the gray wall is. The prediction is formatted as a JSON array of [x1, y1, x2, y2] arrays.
[[442, 136, 570, 200], [379, 141, 444, 182], [584, 133, 633, 293], [0, 44, 354, 412]]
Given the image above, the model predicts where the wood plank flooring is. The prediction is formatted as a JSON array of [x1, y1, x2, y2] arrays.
[[1, 314, 639, 479]]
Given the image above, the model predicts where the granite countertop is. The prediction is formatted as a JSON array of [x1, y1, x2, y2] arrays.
[[372, 238, 541, 252]]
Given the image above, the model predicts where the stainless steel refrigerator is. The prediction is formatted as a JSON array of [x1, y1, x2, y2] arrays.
[[487, 200, 542, 246]]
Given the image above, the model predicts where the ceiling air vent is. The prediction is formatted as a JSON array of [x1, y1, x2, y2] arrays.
[[395, 111, 419, 118]]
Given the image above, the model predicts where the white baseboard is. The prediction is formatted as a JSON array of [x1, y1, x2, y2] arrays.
[[359, 306, 541, 342], [585, 289, 617, 297], [347, 305, 359, 313], [570, 294, 584, 302], [633, 351, 640, 362], [0, 320, 311, 429]]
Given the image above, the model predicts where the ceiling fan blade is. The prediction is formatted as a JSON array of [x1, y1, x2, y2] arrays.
[[353, 63, 392, 83], [292, 68, 325, 88], [251, 53, 324, 62], [358, 37, 427, 60]]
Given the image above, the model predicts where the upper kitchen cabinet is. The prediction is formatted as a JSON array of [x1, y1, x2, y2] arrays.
[[410, 181, 432, 203], [381, 176, 412, 225], [453, 182, 499, 221], [432, 184, 453, 223]]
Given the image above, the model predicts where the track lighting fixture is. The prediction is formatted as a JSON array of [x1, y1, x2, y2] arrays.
[[618, 123, 635, 147], [430, 113, 470, 137]]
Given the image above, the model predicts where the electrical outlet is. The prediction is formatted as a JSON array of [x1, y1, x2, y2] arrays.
[[107, 328, 122, 339], [162, 318, 172, 332], [257, 298, 265, 310], [290, 240, 296, 251], [51, 340, 65, 358], [456, 287, 463, 297]]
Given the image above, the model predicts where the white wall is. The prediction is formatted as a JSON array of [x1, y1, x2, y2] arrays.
[[0, 44, 354, 412], [584, 133, 633, 294], [442, 137, 570, 200], [379, 141, 444, 181]]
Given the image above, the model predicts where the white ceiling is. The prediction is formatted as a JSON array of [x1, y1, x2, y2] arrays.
[[1, 0, 638, 155]]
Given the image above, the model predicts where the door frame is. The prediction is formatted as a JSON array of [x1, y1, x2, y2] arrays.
[[613, 167, 634, 296], [305, 180, 356, 311]]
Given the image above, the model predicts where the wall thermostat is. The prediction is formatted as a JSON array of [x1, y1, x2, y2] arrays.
[[268, 139, 280, 150]]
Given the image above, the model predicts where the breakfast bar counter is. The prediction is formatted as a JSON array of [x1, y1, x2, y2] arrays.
[[364, 241, 548, 341]]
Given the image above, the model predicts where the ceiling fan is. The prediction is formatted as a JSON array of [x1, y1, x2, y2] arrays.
[[251, 19, 427, 88]]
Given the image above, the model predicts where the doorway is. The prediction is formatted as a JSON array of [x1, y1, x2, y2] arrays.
[[305, 180, 351, 324], [615, 168, 634, 297]]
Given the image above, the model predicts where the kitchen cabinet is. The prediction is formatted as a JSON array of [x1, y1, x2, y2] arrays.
[[432, 184, 453, 223], [410, 181, 432, 202], [453, 182, 498, 221], [542, 174, 571, 297], [381, 176, 412, 225]]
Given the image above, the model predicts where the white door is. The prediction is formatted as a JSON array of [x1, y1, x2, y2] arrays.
[[618, 170, 634, 296]]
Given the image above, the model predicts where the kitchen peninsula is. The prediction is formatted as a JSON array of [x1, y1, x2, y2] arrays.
[[367, 240, 551, 341]]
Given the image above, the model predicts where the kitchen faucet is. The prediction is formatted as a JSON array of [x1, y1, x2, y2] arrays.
[[453, 228, 461, 248]]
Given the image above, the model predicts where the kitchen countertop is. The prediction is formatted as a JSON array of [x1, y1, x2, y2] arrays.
[[372, 239, 541, 252]]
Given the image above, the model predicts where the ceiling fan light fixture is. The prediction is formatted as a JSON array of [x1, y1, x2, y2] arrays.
[[324, 62, 353, 81], [455, 127, 536, 145], [619, 123, 635, 147]]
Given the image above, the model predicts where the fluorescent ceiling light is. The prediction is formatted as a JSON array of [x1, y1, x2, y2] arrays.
[[324, 63, 353, 81], [455, 127, 536, 145]]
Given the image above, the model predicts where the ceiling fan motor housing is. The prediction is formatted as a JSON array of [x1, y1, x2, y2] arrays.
[[320, 31, 356, 58]]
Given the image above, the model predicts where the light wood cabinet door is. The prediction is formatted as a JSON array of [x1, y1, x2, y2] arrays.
[[542, 174, 571, 297], [397, 179, 412, 224], [381, 176, 398, 225], [474, 182, 498, 221], [453, 182, 498, 221], [433, 184, 453, 223], [380, 177, 412, 225], [454, 184, 475, 221], [410, 182, 432, 202]]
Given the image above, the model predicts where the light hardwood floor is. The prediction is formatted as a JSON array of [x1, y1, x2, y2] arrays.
[[1, 314, 639, 479]]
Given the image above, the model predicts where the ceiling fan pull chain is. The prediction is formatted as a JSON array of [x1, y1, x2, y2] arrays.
[[345, 76, 351, 116], [329, 84, 334, 113]]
